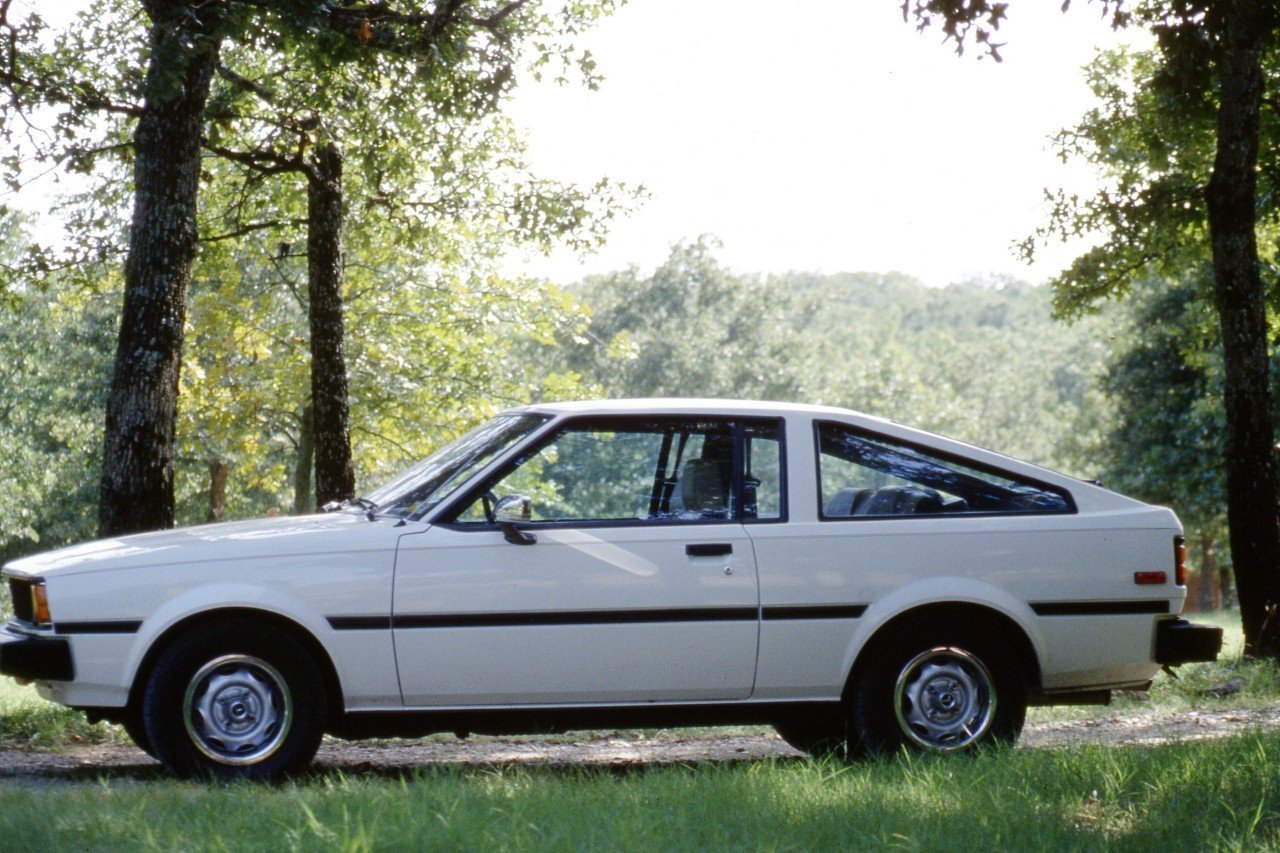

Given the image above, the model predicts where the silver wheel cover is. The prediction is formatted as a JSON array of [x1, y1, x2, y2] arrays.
[[182, 654, 293, 766], [893, 646, 996, 752]]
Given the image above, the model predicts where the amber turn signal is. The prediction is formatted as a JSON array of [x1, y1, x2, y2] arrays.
[[30, 582, 52, 625], [1173, 536, 1188, 586]]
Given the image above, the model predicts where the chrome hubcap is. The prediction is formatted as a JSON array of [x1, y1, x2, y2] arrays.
[[183, 654, 292, 765], [893, 646, 995, 752]]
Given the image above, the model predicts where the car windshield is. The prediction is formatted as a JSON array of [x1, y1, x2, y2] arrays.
[[364, 413, 549, 520]]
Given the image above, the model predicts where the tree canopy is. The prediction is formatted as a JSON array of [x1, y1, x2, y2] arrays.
[[0, 0, 626, 533]]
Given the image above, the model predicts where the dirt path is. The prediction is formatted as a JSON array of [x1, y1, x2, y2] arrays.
[[1, 706, 1278, 782]]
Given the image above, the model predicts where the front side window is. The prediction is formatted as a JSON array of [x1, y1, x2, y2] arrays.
[[816, 422, 1072, 518], [449, 417, 785, 525]]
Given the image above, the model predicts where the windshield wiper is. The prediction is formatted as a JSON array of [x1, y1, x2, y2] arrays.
[[349, 497, 378, 521], [320, 497, 379, 521]]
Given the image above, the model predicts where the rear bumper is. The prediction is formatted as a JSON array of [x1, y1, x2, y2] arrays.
[[1154, 618, 1223, 665], [0, 626, 74, 681]]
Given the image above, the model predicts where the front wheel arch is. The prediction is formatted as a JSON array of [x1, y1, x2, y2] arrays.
[[142, 619, 326, 777], [127, 608, 344, 732]]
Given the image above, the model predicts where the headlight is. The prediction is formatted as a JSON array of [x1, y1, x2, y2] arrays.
[[6, 575, 52, 627]]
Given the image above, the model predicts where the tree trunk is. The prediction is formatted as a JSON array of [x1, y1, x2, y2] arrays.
[[307, 141, 356, 508], [1206, 5, 1280, 657], [205, 459, 228, 523], [98, 3, 223, 537], [293, 403, 315, 514]]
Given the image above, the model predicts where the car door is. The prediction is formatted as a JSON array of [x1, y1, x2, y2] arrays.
[[391, 416, 771, 707]]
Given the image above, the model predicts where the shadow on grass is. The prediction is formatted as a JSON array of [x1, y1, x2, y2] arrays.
[[0, 759, 166, 786], [0, 743, 808, 787], [302, 752, 809, 784]]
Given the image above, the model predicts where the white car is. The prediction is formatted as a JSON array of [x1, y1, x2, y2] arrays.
[[1, 399, 1220, 777]]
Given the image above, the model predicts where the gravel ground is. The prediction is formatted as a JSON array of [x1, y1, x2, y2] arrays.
[[1, 706, 1278, 782]]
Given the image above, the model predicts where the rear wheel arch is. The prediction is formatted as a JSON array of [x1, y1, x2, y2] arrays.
[[840, 601, 1039, 754], [847, 602, 1042, 699], [127, 607, 344, 727]]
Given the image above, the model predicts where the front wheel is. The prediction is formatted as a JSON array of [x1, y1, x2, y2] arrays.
[[774, 706, 847, 758], [850, 629, 1025, 755], [142, 620, 326, 779], [120, 709, 155, 758]]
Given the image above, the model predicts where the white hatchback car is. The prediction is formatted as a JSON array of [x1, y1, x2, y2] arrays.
[[2, 399, 1220, 777]]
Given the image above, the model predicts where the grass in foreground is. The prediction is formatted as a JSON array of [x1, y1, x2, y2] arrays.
[[0, 732, 1277, 851]]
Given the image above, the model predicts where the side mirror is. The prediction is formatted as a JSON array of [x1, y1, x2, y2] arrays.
[[493, 494, 536, 545]]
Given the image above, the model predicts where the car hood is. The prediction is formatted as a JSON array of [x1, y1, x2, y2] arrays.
[[4, 512, 393, 578]]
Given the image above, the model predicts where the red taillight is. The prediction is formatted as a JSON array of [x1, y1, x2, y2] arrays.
[[1135, 571, 1167, 585], [1174, 536, 1187, 586]]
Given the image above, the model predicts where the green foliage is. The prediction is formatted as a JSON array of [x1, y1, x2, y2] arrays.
[[558, 237, 822, 402], [1044, 38, 1280, 571], [0, 680, 116, 749], [1028, 38, 1280, 319], [1098, 274, 1228, 539], [0, 210, 114, 558], [797, 273, 1114, 474], [565, 240, 1115, 478], [175, 214, 594, 522], [0, 0, 628, 531]]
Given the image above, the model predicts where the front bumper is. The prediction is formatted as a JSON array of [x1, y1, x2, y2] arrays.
[[0, 626, 74, 681], [1154, 618, 1223, 665]]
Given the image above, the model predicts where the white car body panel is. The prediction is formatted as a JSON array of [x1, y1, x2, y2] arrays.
[[3, 398, 1191, 729], [392, 523, 758, 705], [11, 512, 404, 710]]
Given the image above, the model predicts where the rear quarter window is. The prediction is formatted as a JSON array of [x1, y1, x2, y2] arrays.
[[816, 422, 1073, 519]]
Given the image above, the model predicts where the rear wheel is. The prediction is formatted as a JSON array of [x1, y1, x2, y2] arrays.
[[850, 627, 1025, 755], [142, 620, 326, 779]]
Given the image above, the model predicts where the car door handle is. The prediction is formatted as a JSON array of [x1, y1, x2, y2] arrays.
[[686, 543, 733, 557]]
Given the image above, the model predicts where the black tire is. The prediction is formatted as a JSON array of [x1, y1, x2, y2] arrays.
[[121, 708, 156, 759], [142, 620, 326, 780], [849, 625, 1026, 756], [774, 707, 848, 757], [774, 723, 846, 758]]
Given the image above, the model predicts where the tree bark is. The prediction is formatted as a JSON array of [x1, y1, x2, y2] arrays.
[[307, 142, 356, 508], [1206, 4, 1280, 657], [293, 403, 315, 514], [98, 3, 223, 537], [205, 459, 228, 523]]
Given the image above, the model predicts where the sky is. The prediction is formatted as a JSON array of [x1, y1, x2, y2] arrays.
[[22, 0, 1140, 289], [504, 0, 1139, 287]]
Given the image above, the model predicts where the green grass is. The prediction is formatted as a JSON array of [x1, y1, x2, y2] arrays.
[[0, 678, 122, 748], [0, 734, 1278, 850]]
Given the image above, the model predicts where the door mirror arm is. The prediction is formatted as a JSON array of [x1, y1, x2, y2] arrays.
[[492, 494, 537, 545]]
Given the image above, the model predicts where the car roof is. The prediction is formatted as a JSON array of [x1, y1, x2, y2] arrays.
[[504, 397, 881, 420], [487, 397, 1156, 515]]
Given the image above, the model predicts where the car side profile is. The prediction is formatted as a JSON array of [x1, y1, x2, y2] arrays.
[[1, 399, 1221, 778]]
